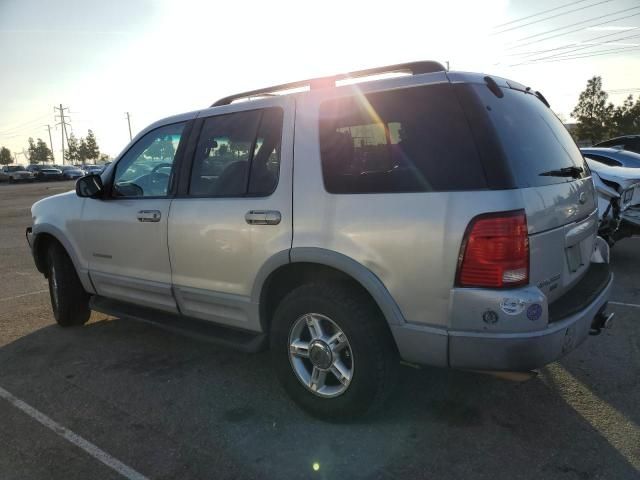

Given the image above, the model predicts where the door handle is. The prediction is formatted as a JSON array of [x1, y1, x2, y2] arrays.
[[137, 210, 161, 222], [245, 210, 281, 225]]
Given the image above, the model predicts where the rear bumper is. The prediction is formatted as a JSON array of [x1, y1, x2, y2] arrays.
[[447, 270, 613, 371], [392, 262, 613, 371]]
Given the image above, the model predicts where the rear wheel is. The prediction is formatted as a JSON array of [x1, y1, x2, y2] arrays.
[[271, 283, 398, 420], [46, 242, 90, 327]]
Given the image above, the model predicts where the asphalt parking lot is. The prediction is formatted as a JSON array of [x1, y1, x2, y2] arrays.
[[0, 180, 638, 480]]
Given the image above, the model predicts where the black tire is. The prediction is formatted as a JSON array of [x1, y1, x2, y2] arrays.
[[46, 242, 91, 327], [271, 283, 398, 420], [8, 177, 13, 184]]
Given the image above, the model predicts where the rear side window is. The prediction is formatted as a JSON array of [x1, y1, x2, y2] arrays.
[[189, 107, 283, 197], [319, 84, 486, 194], [467, 85, 587, 187]]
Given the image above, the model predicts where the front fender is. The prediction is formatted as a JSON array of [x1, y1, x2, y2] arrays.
[[31, 224, 95, 295]]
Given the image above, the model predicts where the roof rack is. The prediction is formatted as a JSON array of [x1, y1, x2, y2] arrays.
[[211, 60, 446, 107]]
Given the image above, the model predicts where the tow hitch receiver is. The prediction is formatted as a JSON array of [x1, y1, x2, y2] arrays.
[[590, 308, 614, 336]]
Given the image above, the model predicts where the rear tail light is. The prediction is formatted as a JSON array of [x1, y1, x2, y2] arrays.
[[456, 210, 529, 288]]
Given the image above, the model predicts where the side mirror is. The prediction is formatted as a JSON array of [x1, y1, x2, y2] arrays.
[[76, 174, 104, 198]]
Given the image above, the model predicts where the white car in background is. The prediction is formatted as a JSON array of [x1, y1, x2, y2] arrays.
[[0, 165, 34, 183], [585, 158, 640, 245]]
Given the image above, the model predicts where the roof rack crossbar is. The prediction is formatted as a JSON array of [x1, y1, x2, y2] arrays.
[[211, 60, 446, 107]]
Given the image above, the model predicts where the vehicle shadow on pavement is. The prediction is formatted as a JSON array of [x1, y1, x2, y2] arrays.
[[0, 315, 638, 480]]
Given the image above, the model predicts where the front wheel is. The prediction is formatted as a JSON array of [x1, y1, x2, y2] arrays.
[[46, 243, 91, 327], [271, 283, 398, 420]]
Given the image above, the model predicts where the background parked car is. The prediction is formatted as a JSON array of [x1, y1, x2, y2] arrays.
[[593, 135, 640, 154], [60, 165, 86, 180], [27, 164, 63, 181], [586, 158, 640, 245], [84, 165, 104, 174], [0, 165, 34, 183], [581, 147, 640, 168]]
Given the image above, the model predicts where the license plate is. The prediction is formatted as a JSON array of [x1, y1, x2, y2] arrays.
[[566, 244, 583, 273]]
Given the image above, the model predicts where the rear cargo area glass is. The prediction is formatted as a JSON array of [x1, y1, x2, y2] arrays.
[[468, 85, 587, 188]]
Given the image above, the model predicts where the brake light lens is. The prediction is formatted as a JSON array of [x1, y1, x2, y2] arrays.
[[456, 210, 529, 288]]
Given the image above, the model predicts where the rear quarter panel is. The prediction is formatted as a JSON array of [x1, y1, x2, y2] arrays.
[[293, 89, 527, 329]]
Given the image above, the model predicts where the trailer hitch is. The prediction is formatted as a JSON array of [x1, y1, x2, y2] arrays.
[[590, 310, 614, 336]]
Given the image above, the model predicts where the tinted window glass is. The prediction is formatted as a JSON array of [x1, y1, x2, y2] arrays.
[[113, 122, 185, 197], [468, 85, 587, 187], [319, 84, 486, 194], [190, 108, 282, 197]]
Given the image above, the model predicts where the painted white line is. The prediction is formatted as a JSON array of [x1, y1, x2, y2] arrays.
[[0, 386, 148, 480], [609, 300, 640, 309], [0, 289, 47, 302], [545, 366, 640, 471]]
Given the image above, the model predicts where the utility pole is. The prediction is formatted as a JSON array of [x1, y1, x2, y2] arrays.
[[44, 124, 55, 163], [446, 60, 450, 71], [125, 112, 132, 141], [54, 104, 71, 165]]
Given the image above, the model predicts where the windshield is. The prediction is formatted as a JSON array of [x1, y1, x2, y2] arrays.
[[7, 166, 25, 172]]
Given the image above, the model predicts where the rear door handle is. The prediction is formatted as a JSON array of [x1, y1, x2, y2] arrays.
[[137, 210, 161, 222], [245, 210, 281, 225]]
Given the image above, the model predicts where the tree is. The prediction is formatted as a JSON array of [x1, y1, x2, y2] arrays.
[[145, 137, 175, 160], [64, 133, 81, 164], [35, 138, 53, 163], [27, 137, 38, 162], [610, 95, 640, 136], [78, 137, 89, 163], [84, 129, 100, 162], [0, 147, 11, 165], [571, 76, 614, 144]]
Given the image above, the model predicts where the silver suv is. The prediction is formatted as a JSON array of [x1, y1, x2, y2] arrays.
[[27, 62, 613, 419]]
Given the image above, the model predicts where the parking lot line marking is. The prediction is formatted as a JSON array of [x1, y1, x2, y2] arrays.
[[0, 386, 149, 480], [0, 289, 47, 302], [545, 366, 640, 471], [609, 301, 640, 309]]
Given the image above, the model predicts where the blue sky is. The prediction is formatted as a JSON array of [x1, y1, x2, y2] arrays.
[[1, 0, 639, 162]]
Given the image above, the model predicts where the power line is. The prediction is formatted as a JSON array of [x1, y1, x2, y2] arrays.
[[506, 6, 640, 50], [0, 114, 50, 136], [509, 31, 640, 65], [504, 27, 640, 58], [492, 0, 613, 35], [493, 0, 594, 29], [510, 45, 640, 65], [606, 88, 640, 93]]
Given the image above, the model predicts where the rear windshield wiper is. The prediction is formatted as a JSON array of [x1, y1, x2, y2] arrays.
[[539, 166, 583, 179]]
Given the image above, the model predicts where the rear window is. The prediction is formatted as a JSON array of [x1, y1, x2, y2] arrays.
[[319, 84, 486, 194], [468, 85, 587, 187]]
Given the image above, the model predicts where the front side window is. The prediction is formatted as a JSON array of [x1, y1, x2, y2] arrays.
[[112, 122, 186, 197], [189, 107, 283, 197], [319, 84, 486, 194]]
